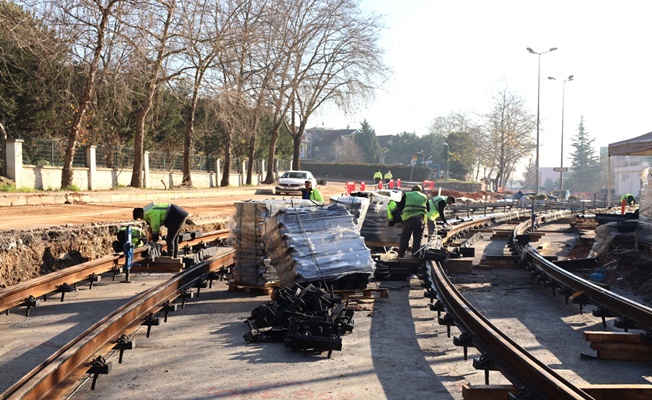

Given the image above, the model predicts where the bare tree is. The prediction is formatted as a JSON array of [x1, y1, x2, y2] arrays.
[[286, 0, 388, 170], [481, 86, 536, 189], [35, 0, 127, 188]]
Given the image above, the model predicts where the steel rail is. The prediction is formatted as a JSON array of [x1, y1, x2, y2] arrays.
[[0, 231, 227, 314], [1, 249, 235, 400], [428, 259, 594, 400], [511, 214, 652, 332]]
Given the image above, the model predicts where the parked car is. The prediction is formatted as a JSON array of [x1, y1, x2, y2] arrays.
[[275, 170, 317, 195]]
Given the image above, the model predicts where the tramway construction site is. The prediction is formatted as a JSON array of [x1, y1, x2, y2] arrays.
[[0, 183, 651, 400]]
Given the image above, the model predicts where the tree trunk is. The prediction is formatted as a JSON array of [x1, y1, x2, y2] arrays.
[[246, 135, 255, 185], [182, 94, 198, 187], [130, 108, 146, 187], [220, 132, 231, 187], [264, 125, 280, 183]]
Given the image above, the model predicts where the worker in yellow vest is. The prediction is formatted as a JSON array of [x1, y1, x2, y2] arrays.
[[426, 194, 456, 235], [396, 185, 429, 258], [384, 170, 393, 184], [373, 170, 383, 185]]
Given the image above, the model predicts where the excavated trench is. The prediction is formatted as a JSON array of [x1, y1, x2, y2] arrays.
[[0, 218, 228, 288]]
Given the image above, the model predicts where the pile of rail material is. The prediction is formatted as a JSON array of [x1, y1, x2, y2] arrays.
[[356, 191, 403, 247], [229, 199, 317, 286], [264, 203, 375, 286], [243, 284, 355, 358], [329, 195, 371, 231]]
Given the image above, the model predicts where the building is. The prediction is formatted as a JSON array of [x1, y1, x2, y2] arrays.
[[303, 127, 358, 161]]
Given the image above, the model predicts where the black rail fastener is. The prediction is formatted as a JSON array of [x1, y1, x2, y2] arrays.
[[206, 271, 221, 288], [179, 288, 194, 308], [87, 273, 101, 290], [113, 334, 135, 364], [558, 287, 573, 305], [438, 313, 456, 338], [472, 353, 498, 385], [453, 332, 474, 360], [429, 300, 445, 317], [614, 315, 636, 332], [111, 264, 122, 281], [570, 291, 590, 314], [508, 387, 535, 400], [87, 355, 112, 390], [162, 300, 178, 323], [58, 282, 74, 302], [420, 279, 432, 289], [23, 295, 37, 317], [142, 313, 161, 338], [548, 280, 559, 296], [423, 288, 437, 303], [193, 279, 208, 297], [592, 305, 614, 329]]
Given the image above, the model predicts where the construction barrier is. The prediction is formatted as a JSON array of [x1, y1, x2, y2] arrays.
[[378, 181, 383, 190], [345, 182, 356, 195], [360, 182, 366, 191], [397, 179, 401, 189], [388, 180, 394, 189], [621, 199, 626, 215], [423, 180, 435, 191]]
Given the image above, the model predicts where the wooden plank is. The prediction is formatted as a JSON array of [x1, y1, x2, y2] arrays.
[[584, 331, 647, 343], [590, 342, 652, 353], [596, 349, 652, 361], [463, 384, 652, 400], [227, 283, 275, 296]]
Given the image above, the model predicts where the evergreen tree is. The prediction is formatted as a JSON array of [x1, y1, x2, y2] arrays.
[[566, 117, 601, 192], [354, 120, 381, 163], [522, 158, 536, 189]]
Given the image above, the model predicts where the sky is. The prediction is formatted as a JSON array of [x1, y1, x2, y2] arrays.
[[313, 0, 652, 170]]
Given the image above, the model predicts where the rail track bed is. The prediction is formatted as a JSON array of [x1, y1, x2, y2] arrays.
[[1, 211, 651, 399]]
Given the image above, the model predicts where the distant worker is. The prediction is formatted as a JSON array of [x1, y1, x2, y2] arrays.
[[397, 185, 429, 258], [426, 194, 456, 235], [384, 170, 393, 184], [301, 180, 323, 202], [133, 202, 188, 258], [387, 199, 402, 227], [374, 169, 383, 185], [621, 193, 636, 206], [112, 226, 147, 253]]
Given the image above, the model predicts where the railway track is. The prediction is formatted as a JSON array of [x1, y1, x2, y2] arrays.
[[425, 209, 652, 399], [1, 205, 650, 399]]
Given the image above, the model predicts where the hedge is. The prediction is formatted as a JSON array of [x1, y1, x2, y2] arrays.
[[301, 161, 432, 182]]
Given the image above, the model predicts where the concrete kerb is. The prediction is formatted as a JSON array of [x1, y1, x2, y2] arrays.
[[0, 185, 272, 207]]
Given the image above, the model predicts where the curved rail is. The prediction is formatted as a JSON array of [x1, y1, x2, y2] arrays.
[[1, 249, 235, 400], [0, 230, 228, 315], [511, 213, 652, 332], [428, 259, 593, 400]]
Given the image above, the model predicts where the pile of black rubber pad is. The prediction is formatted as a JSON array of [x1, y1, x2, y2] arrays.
[[244, 284, 355, 358]]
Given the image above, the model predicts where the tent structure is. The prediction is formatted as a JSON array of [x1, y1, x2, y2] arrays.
[[607, 131, 652, 204]]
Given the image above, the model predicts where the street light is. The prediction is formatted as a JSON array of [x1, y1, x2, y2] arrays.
[[527, 46, 557, 228], [548, 74, 574, 191], [443, 142, 449, 179]]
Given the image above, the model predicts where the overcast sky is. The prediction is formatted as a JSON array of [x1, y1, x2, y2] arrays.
[[313, 0, 652, 169]]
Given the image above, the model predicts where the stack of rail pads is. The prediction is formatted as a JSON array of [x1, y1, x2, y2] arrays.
[[229, 199, 316, 286], [264, 203, 375, 286], [358, 191, 402, 247], [329, 195, 370, 232], [229, 200, 375, 287]]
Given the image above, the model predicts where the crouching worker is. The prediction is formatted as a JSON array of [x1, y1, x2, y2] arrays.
[[133, 202, 188, 258], [387, 199, 402, 227], [426, 194, 456, 235], [112, 226, 147, 253]]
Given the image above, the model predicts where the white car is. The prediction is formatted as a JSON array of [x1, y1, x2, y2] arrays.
[[275, 170, 317, 195]]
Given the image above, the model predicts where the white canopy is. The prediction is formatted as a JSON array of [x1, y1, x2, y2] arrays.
[[609, 131, 652, 157]]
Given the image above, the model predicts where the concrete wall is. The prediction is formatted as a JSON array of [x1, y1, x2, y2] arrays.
[[615, 165, 648, 197], [5, 139, 268, 190]]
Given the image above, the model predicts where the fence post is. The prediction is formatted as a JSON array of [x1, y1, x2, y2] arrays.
[[241, 160, 246, 186], [86, 145, 97, 190], [6, 139, 24, 188], [144, 151, 150, 188], [260, 159, 266, 184]]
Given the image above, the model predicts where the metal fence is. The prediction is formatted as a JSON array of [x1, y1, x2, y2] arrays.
[[96, 144, 134, 169], [22, 138, 85, 167]]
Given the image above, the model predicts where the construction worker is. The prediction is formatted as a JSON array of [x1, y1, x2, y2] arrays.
[[396, 185, 429, 258], [426, 194, 456, 235], [620, 193, 636, 206], [387, 199, 402, 226], [373, 169, 383, 185], [112, 226, 147, 253], [384, 170, 393, 184], [133, 202, 188, 258], [300, 180, 323, 202]]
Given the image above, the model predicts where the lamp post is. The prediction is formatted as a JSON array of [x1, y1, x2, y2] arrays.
[[443, 142, 449, 179], [548, 74, 573, 191], [527, 47, 557, 228]]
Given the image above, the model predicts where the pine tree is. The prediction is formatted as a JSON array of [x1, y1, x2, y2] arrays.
[[566, 117, 601, 192], [354, 120, 381, 163]]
